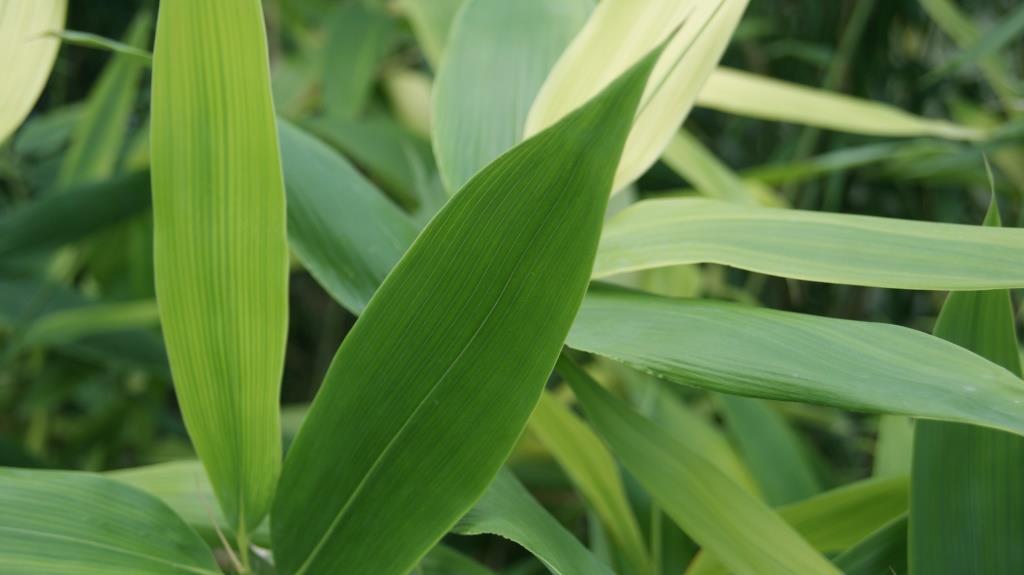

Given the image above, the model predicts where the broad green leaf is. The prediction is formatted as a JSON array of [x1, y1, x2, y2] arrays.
[[57, 9, 150, 187], [432, 0, 592, 192], [47, 29, 152, 62], [689, 476, 908, 574], [717, 396, 821, 505], [454, 468, 615, 575], [526, 0, 750, 191], [271, 46, 661, 575], [695, 67, 983, 140], [595, 197, 1024, 290], [322, 1, 397, 119], [279, 120, 418, 314], [0, 467, 219, 574], [835, 516, 908, 575], [151, 0, 288, 531], [0, 171, 150, 258], [529, 392, 650, 574], [0, 0, 66, 144], [558, 356, 838, 575], [396, 0, 466, 67], [911, 204, 1024, 573], [566, 286, 1024, 436], [109, 461, 271, 548]]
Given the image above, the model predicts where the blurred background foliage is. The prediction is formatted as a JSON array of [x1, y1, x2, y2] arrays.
[[0, 0, 1021, 570]]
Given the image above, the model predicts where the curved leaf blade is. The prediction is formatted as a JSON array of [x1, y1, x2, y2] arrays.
[[0, 467, 219, 574], [566, 286, 1024, 436], [595, 197, 1024, 290], [271, 46, 661, 575], [0, 0, 66, 144], [151, 0, 288, 531]]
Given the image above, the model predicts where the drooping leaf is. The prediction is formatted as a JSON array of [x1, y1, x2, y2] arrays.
[[695, 67, 983, 140], [0, 0, 66, 144], [271, 46, 661, 575], [558, 355, 839, 575], [432, 0, 592, 192], [595, 197, 1024, 290], [526, 0, 750, 191], [566, 286, 1024, 436], [279, 120, 418, 314], [454, 468, 615, 575], [689, 476, 908, 574], [47, 29, 152, 62], [0, 467, 219, 574], [529, 392, 650, 574], [21, 300, 159, 347], [910, 203, 1024, 574], [151, 0, 289, 531], [57, 9, 151, 187]]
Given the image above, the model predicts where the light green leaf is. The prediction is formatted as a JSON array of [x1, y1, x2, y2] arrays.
[[662, 130, 780, 206], [271, 45, 661, 575], [151, 0, 288, 531], [526, 0, 750, 191], [717, 396, 821, 505], [873, 415, 914, 478], [47, 29, 152, 61], [279, 120, 418, 314], [529, 392, 650, 574], [695, 67, 983, 140], [595, 197, 1024, 290], [689, 476, 908, 574], [566, 286, 1024, 436], [558, 356, 839, 575], [432, 0, 592, 192], [0, 467, 219, 574], [454, 468, 615, 575], [0, 0, 66, 144], [911, 203, 1024, 573], [58, 9, 151, 187], [109, 461, 271, 548]]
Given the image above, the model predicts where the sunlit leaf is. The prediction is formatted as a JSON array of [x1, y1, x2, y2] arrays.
[[0, 0, 66, 144]]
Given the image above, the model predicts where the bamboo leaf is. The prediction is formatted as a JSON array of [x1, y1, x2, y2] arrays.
[[526, 0, 750, 191], [566, 286, 1024, 436], [558, 356, 839, 575], [454, 468, 615, 575], [595, 197, 1024, 290], [0, 0, 66, 144], [0, 467, 219, 574], [688, 476, 908, 574], [47, 29, 152, 62], [432, 0, 592, 192], [910, 203, 1024, 573], [529, 392, 650, 574], [695, 67, 983, 140], [271, 45, 661, 575], [151, 0, 288, 531]]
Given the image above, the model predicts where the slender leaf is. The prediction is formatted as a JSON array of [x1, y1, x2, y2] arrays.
[[271, 46, 661, 575], [21, 300, 159, 347], [835, 516, 908, 575], [927, 4, 1024, 83], [48, 29, 152, 61], [695, 67, 982, 140], [558, 356, 839, 575], [454, 468, 615, 575], [661, 130, 780, 206], [0, 467, 219, 574], [432, 0, 592, 192], [151, 0, 288, 531], [566, 286, 1024, 436], [526, 0, 750, 191], [0, 0, 66, 144], [689, 476, 908, 574], [910, 204, 1024, 573], [595, 197, 1024, 290], [529, 392, 650, 574]]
